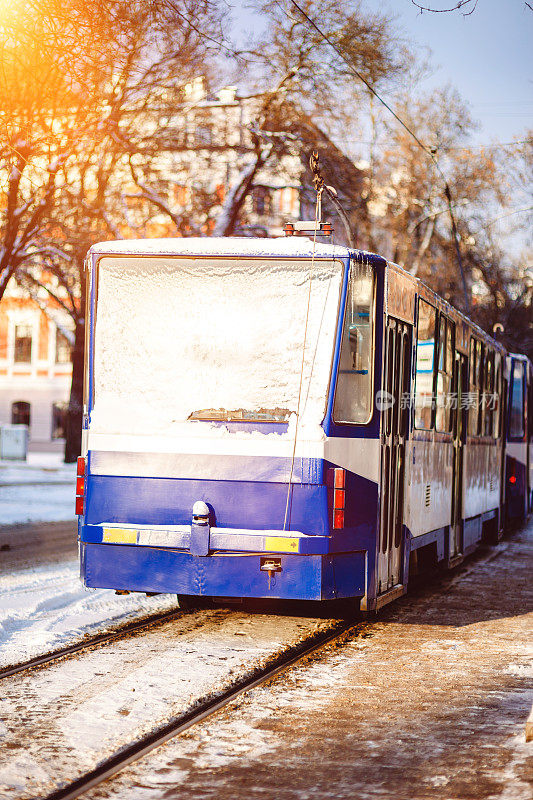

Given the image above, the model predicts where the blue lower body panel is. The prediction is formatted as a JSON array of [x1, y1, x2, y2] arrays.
[[81, 543, 366, 601]]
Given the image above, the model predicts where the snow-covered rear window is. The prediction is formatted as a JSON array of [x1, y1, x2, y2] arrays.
[[91, 257, 343, 435]]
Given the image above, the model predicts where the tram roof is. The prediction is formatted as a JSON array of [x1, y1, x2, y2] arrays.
[[89, 236, 354, 260]]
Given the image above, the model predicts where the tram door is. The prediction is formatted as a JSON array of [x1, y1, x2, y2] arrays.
[[451, 352, 468, 559], [378, 317, 412, 593]]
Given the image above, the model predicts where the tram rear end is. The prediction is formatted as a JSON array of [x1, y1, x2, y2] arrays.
[[77, 238, 377, 604]]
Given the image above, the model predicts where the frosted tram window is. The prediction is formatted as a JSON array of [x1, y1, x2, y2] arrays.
[[414, 299, 436, 429], [509, 360, 525, 439], [333, 262, 374, 423], [91, 257, 343, 434], [468, 337, 485, 437]]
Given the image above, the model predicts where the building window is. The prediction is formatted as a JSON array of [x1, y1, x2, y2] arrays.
[[11, 401, 30, 427], [252, 187, 271, 216], [52, 401, 68, 439], [55, 329, 71, 363], [14, 324, 33, 363], [414, 299, 436, 430], [194, 124, 212, 146]]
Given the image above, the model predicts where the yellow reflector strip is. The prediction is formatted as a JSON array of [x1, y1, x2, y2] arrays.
[[102, 527, 137, 544], [264, 536, 299, 553]]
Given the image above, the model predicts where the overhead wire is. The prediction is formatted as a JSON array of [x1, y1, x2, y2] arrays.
[[282, 178, 322, 532], [287, 0, 474, 311], [334, 138, 533, 152]]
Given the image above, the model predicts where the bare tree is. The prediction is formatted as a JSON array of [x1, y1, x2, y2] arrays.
[[208, 0, 409, 237], [361, 85, 510, 308], [1, 0, 225, 459]]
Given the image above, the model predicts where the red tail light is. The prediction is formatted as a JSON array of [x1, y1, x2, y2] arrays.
[[76, 456, 86, 516], [328, 468, 346, 529], [334, 469, 345, 489]]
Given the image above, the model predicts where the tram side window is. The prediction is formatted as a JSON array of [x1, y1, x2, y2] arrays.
[[414, 299, 436, 430], [483, 349, 495, 437], [468, 338, 484, 436], [529, 373, 533, 444], [509, 360, 525, 439], [493, 353, 501, 439], [436, 315, 454, 432], [333, 261, 374, 424], [468, 338, 477, 436]]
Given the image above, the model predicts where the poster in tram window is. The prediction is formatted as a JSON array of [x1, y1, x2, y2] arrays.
[[416, 339, 435, 374]]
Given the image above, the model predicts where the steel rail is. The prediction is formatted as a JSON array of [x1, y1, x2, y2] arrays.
[[8, 537, 515, 798], [0, 607, 185, 680], [42, 619, 356, 800]]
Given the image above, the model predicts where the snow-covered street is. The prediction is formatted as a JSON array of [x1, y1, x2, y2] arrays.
[[0, 453, 76, 525], [0, 524, 531, 800], [0, 608, 336, 799], [0, 456, 184, 669], [0, 556, 180, 669], [83, 524, 533, 800]]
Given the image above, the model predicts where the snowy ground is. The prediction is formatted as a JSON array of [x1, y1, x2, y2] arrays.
[[0, 452, 75, 525], [0, 452, 182, 672], [83, 526, 533, 800], [0, 609, 335, 799], [0, 559, 180, 668]]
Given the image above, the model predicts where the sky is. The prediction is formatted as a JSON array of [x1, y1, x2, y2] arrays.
[[227, 0, 533, 147], [391, 0, 532, 145]]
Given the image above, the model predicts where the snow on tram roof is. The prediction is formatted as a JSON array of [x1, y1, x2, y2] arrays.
[[89, 236, 352, 259]]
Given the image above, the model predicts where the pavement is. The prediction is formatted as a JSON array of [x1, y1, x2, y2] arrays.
[[83, 523, 533, 800], [0, 521, 77, 574]]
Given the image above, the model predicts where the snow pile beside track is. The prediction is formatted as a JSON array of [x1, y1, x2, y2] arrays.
[[0, 561, 178, 668]]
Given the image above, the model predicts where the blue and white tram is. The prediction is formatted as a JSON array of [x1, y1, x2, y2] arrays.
[[76, 236, 528, 611]]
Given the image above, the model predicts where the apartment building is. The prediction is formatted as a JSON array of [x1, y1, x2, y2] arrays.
[[0, 280, 73, 451]]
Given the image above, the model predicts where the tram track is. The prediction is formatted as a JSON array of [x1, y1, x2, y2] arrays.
[[42, 618, 355, 800], [0, 536, 517, 800], [1, 540, 507, 683], [0, 606, 185, 680]]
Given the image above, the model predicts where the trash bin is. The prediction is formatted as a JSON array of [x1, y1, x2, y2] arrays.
[[0, 424, 29, 460]]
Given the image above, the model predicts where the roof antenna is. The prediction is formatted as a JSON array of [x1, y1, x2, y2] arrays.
[[284, 151, 332, 237]]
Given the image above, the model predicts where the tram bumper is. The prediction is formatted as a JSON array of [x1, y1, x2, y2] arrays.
[[79, 523, 366, 601]]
